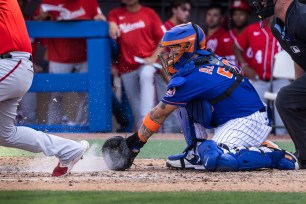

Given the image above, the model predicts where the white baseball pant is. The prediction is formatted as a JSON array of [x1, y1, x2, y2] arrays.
[[0, 52, 83, 164]]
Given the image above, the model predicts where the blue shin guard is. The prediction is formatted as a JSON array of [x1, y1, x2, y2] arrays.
[[197, 140, 223, 171], [236, 148, 274, 170], [198, 140, 297, 172], [216, 153, 239, 171]]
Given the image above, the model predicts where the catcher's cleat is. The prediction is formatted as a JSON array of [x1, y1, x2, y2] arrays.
[[166, 152, 205, 170], [261, 140, 299, 170], [52, 140, 89, 177]]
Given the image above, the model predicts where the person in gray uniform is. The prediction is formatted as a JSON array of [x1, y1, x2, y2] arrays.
[[0, 0, 88, 177]]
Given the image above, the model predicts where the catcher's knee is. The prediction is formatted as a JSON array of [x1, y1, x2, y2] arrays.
[[197, 140, 224, 171], [198, 140, 240, 171], [216, 153, 239, 171]]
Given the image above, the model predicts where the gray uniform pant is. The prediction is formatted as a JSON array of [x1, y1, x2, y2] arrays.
[[121, 65, 157, 130], [276, 73, 306, 167], [0, 52, 83, 164]]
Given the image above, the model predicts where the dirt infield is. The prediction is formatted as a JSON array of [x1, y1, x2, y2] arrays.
[[0, 133, 303, 192], [0, 157, 306, 192]]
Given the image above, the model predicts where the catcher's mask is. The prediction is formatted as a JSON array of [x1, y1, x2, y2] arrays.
[[248, 0, 276, 20], [158, 22, 206, 75]]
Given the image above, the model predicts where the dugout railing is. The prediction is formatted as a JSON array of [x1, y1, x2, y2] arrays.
[[26, 21, 112, 132]]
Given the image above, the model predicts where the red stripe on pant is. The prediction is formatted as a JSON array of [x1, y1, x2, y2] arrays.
[[0, 60, 22, 82]]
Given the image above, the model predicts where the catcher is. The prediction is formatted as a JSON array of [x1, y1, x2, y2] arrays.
[[103, 23, 299, 172]]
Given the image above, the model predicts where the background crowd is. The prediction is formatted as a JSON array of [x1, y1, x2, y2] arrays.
[[16, 0, 291, 135]]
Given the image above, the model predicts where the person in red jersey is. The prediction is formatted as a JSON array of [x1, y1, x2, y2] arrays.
[[164, 0, 192, 30], [34, 0, 105, 125], [233, 18, 289, 135], [217, 0, 250, 65], [0, 0, 89, 177], [204, 3, 227, 55], [233, 19, 281, 83], [108, 0, 166, 129]]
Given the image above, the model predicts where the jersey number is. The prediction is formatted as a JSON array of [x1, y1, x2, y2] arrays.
[[217, 68, 233, 79], [216, 59, 240, 79], [255, 50, 263, 64]]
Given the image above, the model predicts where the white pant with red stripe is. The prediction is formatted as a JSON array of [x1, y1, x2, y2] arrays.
[[0, 51, 83, 164]]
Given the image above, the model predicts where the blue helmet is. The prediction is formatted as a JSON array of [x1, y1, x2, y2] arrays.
[[159, 23, 206, 75]]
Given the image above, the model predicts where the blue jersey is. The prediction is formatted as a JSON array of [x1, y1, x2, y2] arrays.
[[162, 55, 264, 126]]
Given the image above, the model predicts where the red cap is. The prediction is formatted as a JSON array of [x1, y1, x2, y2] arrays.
[[230, 0, 251, 13]]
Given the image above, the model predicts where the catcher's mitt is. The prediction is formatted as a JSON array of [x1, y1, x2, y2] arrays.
[[102, 136, 135, 171]]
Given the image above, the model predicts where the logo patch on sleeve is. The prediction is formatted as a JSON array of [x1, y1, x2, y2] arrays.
[[165, 87, 176, 97]]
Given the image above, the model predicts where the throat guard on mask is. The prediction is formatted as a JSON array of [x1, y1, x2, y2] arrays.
[[249, 0, 276, 20]]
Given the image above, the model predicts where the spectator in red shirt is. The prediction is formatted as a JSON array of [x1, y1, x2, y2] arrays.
[[233, 18, 280, 82], [108, 0, 165, 129], [233, 18, 289, 134], [164, 0, 192, 30], [217, 0, 250, 65], [34, 0, 105, 125], [205, 3, 226, 55]]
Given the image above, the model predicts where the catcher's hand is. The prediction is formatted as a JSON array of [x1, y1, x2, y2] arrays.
[[102, 133, 146, 171]]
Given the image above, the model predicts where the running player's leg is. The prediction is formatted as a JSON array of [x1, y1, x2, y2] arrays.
[[0, 58, 84, 164]]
